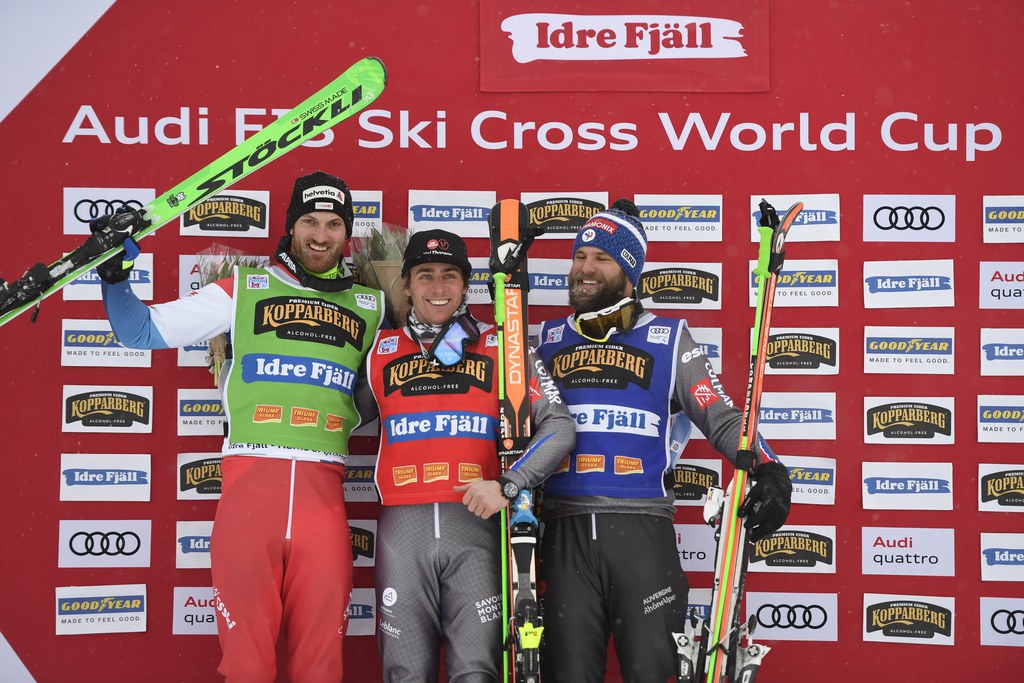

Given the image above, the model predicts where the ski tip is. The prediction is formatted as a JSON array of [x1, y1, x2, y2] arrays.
[[365, 56, 388, 85]]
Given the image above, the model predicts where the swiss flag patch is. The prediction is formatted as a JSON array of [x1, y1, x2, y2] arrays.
[[689, 379, 721, 409]]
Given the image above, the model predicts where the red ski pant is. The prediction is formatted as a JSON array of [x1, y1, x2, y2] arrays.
[[211, 456, 353, 683]]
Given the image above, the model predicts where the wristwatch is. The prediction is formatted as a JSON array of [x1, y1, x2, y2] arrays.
[[497, 474, 521, 501]]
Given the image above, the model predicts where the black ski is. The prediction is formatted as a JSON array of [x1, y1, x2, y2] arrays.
[[488, 199, 544, 683]]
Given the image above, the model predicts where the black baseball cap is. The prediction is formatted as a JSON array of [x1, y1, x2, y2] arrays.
[[401, 229, 472, 280]]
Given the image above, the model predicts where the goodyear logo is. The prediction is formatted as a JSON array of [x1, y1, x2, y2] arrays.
[[353, 200, 380, 219], [58, 595, 145, 615], [980, 406, 1024, 423], [410, 204, 488, 222], [789, 466, 834, 487], [183, 194, 266, 231], [982, 343, 1024, 360], [753, 270, 835, 288], [985, 207, 1024, 223], [178, 399, 225, 417], [639, 268, 719, 304], [866, 600, 951, 638], [527, 197, 603, 234], [867, 402, 951, 438], [864, 477, 951, 494], [865, 275, 952, 293], [346, 465, 375, 482], [981, 469, 1024, 506], [64, 330, 121, 348], [865, 337, 952, 354], [638, 205, 720, 223], [751, 530, 833, 567]]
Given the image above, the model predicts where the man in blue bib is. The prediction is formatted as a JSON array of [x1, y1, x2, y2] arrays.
[[536, 199, 793, 683]]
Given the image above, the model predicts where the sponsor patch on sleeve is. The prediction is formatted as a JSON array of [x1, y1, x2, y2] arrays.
[[689, 378, 721, 409]]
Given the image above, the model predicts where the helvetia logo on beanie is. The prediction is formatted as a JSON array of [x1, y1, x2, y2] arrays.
[[302, 186, 345, 204]]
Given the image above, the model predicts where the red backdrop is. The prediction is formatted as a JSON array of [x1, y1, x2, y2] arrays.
[[1, 1, 1022, 681]]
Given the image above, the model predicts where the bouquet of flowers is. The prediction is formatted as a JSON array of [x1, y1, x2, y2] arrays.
[[349, 222, 410, 326], [195, 244, 269, 387]]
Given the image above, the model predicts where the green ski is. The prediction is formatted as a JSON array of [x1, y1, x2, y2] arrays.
[[0, 56, 387, 328]]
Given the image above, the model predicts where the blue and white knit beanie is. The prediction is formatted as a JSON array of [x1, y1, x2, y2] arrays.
[[572, 198, 648, 289]]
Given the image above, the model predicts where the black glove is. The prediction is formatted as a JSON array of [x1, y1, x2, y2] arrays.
[[89, 210, 142, 284], [737, 461, 792, 541]]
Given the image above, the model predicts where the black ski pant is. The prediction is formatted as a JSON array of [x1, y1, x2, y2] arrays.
[[539, 513, 689, 683]]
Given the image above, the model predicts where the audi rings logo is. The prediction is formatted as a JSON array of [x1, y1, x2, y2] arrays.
[[873, 206, 945, 230], [755, 603, 828, 629], [74, 199, 144, 223], [69, 531, 142, 556], [991, 609, 1024, 635]]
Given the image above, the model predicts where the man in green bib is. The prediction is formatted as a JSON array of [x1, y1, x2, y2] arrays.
[[97, 171, 383, 682]]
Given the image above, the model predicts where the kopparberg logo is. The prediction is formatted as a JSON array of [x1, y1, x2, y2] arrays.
[[752, 270, 835, 288], [866, 402, 951, 439], [982, 342, 1024, 361], [410, 204, 488, 222], [66, 391, 150, 427], [178, 399, 225, 417], [384, 411, 499, 444], [350, 526, 376, 560], [638, 204, 721, 224], [864, 477, 951, 494], [753, 209, 838, 226], [639, 268, 719, 304], [980, 469, 1024, 506], [183, 194, 266, 231], [548, 343, 654, 390], [63, 469, 148, 486], [64, 329, 122, 348], [980, 406, 1024, 424], [982, 548, 1024, 566], [254, 296, 366, 348], [527, 197, 603, 235], [58, 595, 145, 615], [758, 407, 834, 425], [865, 274, 952, 293], [672, 464, 719, 501], [751, 530, 834, 568], [240, 353, 358, 395], [178, 536, 211, 554], [180, 457, 221, 494], [766, 333, 836, 369], [865, 337, 952, 355], [789, 466, 834, 487], [382, 353, 492, 397], [866, 600, 951, 639]]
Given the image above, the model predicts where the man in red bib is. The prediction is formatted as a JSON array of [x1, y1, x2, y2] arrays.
[[364, 229, 574, 680]]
